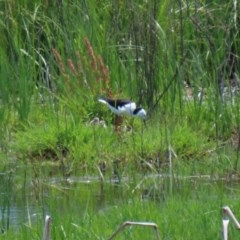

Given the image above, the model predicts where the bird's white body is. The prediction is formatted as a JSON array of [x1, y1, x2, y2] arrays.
[[98, 98, 137, 116], [98, 97, 147, 120]]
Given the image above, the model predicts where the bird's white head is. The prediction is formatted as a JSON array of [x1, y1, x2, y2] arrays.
[[133, 107, 147, 119]]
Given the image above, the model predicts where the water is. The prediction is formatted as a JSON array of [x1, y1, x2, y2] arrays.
[[0, 162, 133, 231], [0, 161, 237, 232]]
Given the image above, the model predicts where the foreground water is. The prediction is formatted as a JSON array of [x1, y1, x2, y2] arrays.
[[0, 161, 139, 231], [0, 160, 238, 233]]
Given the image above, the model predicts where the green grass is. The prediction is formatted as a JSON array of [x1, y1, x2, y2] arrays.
[[3, 180, 240, 239], [0, 0, 240, 239]]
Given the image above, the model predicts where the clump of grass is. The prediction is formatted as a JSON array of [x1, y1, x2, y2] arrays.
[[13, 116, 75, 162]]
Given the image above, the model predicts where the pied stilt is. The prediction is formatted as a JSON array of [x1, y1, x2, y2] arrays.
[[98, 97, 147, 119], [98, 97, 136, 116]]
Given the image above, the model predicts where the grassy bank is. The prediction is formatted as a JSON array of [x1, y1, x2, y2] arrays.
[[0, 0, 238, 166]]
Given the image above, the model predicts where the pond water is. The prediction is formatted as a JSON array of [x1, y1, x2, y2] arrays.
[[0, 161, 139, 231], [0, 161, 237, 232]]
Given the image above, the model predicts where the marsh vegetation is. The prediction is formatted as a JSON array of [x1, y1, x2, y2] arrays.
[[0, 0, 240, 239]]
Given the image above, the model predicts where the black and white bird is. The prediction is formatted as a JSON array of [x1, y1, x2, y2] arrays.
[[98, 97, 147, 119]]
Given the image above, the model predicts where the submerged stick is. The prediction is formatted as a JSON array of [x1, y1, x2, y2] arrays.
[[108, 221, 160, 240], [222, 206, 240, 240], [43, 215, 51, 240], [222, 218, 229, 240]]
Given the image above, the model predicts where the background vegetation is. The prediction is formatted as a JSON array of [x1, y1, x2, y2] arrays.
[[0, 0, 238, 168], [0, 0, 240, 239]]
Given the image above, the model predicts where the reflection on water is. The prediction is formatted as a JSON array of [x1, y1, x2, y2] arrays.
[[0, 162, 131, 230]]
